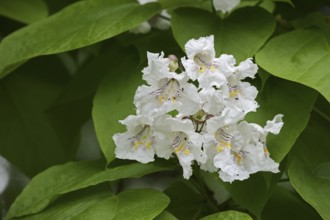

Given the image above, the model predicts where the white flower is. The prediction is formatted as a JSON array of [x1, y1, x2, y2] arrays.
[[182, 35, 227, 89], [213, 0, 240, 13], [155, 116, 206, 179], [201, 114, 283, 183], [130, 0, 171, 34], [149, 11, 171, 30], [113, 115, 170, 163], [218, 55, 259, 116], [199, 88, 226, 116], [201, 115, 243, 178], [0, 155, 10, 195], [134, 52, 201, 117], [137, 0, 157, 4], [237, 114, 283, 173], [129, 21, 151, 34]]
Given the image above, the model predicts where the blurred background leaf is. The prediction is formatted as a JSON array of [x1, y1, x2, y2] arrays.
[[0, 0, 48, 24]]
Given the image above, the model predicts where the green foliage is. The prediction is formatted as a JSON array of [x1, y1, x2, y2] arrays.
[[256, 29, 330, 102], [261, 186, 321, 220], [72, 189, 170, 220], [0, 0, 160, 78], [0, 0, 48, 24], [288, 112, 330, 220], [246, 77, 318, 162], [200, 210, 253, 220], [171, 7, 275, 62], [155, 211, 178, 220], [0, 56, 70, 176], [6, 160, 175, 219], [164, 181, 206, 219], [92, 49, 142, 164]]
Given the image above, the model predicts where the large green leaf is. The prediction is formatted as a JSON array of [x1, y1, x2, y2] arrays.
[[17, 188, 169, 220], [158, 0, 211, 11], [73, 189, 170, 220], [164, 181, 206, 219], [246, 77, 318, 162], [256, 29, 330, 102], [46, 42, 132, 154], [223, 172, 281, 219], [288, 112, 330, 220], [0, 0, 48, 24], [6, 160, 175, 219], [200, 210, 252, 220], [0, 56, 70, 176], [171, 7, 276, 62], [155, 211, 178, 220], [261, 186, 321, 220], [0, 0, 160, 78], [16, 188, 112, 220], [92, 49, 142, 164]]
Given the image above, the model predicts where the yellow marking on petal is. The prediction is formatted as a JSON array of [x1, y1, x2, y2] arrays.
[[133, 141, 142, 150], [217, 145, 223, 152], [219, 140, 231, 148], [159, 96, 165, 103], [229, 90, 240, 97], [183, 148, 190, 155], [234, 152, 242, 162], [145, 141, 152, 149], [210, 65, 216, 71], [175, 143, 185, 154], [171, 97, 176, 102], [198, 65, 207, 73]]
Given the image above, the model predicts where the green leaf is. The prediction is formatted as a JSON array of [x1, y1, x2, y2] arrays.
[[158, 0, 211, 11], [0, 0, 161, 78], [92, 49, 142, 164], [246, 77, 318, 162], [73, 189, 170, 220], [291, 12, 329, 30], [200, 210, 252, 220], [0, 56, 70, 176], [223, 172, 281, 219], [164, 181, 205, 219], [171, 7, 276, 62], [261, 186, 322, 220], [155, 211, 178, 220], [288, 112, 330, 220], [47, 42, 132, 154], [272, 0, 293, 6], [314, 162, 330, 181], [256, 29, 330, 102], [0, 0, 48, 24], [16, 187, 112, 220], [6, 160, 175, 219]]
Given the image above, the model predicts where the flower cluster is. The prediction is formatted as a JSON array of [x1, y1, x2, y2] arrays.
[[113, 35, 283, 183]]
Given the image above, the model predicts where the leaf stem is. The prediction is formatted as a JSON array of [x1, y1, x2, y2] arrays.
[[313, 106, 330, 122]]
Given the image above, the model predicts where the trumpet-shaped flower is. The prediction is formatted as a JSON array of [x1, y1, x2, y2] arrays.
[[218, 54, 259, 116], [155, 115, 207, 179], [134, 52, 201, 117], [113, 115, 170, 163], [202, 114, 283, 182], [182, 36, 227, 89]]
